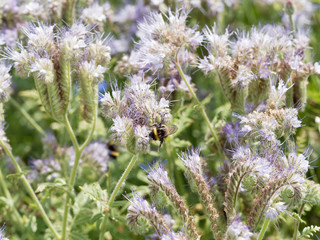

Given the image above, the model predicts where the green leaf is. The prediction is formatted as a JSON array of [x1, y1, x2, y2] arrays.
[[35, 182, 75, 201], [6, 171, 28, 179], [71, 208, 93, 227], [111, 200, 128, 207], [299, 225, 320, 239], [303, 180, 320, 206], [79, 183, 108, 212], [89, 213, 104, 224], [0, 196, 13, 207], [291, 213, 307, 225]]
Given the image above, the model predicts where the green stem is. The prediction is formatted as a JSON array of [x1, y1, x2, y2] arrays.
[[289, 13, 295, 37], [60, 148, 81, 240], [62, 0, 76, 26], [258, 218, 270, 240], [99, 154, 139, 240], [0, 139, 61, 240], [63, 114, 79, 150], [9, 98, 47, 137], [233, 173, 248, 210], [0, 169, 24, 227], [293, 203, 305, 240], [175, 60, 222, 152], [61, 114, 80, 240], [286, 72, 294, 107], [61, 105, 97, 240], [80, 101, 98, 152], [164, 142, 175, 185]]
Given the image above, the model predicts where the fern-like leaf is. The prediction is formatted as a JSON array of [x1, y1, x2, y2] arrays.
[[299, 225, 320, 239]]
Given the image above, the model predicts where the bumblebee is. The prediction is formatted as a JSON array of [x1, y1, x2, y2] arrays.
[[107, 141, 119, 159], [149, 122, 178, 150]]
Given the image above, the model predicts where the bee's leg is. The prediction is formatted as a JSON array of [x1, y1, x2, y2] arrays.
[[158, 139, 164, 152]]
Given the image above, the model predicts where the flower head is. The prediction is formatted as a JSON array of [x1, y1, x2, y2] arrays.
[[199, 25, 313, 110], [226, 218, 253, 240], [132, 9, 202, 73], [0, 61, 12, 102], [126, 192, 171, 235], [101, 74, 172, 153], [6, 22, 110, 122], [0, 224, 8, 240], [265, 200, 287, 220], [178, 148, 202, 176]]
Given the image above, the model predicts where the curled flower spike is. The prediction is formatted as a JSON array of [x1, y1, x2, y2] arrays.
[[147, 163, 200, 239], [126, 192, 171, 236], [178, 148, 221, 239], [6, 22, 111, 123]]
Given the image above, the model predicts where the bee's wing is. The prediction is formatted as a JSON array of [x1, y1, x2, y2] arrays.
[[168, 125, 178, 135]]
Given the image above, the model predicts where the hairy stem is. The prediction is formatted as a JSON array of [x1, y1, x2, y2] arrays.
[[61, 107, 97, 239], [0, 139, 61, 240], [175, 60, 222, 152], [293, 203, 305, 240], [10, 98, 47, 137], [233, 173, 248, 210], [99, 154, 139, 240], [258, 218, 270, 240], [62, 0, 76, 26]]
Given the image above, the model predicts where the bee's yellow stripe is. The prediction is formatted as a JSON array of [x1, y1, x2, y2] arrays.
[[111, 151, 119, 157], [153, 128, 160, 140]]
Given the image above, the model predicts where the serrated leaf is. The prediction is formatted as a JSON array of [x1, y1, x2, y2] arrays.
[[6, 172, 27, 179], [35, 182, 75, 201], [80, 183, 108, 212], [291, 212, 307, 225], [299, 225, 320, 239], [303, 180, 320, 206]]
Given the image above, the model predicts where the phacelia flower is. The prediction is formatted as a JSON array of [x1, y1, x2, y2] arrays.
[[0, 61, 12, 102], [81, 2, 113, 29], [147, 163, 200, 240], [200, 25, 314, 111], [28, 157, 62, 181], [238, 108, 301, 145], [100, 74, 172, 153], [126, 192, 171, 235], [0, 224, 8, 240], [265, 200, 287, 220], [226, 218, 253, 240], [6, 22, 111, 123], [131, 9, 202, 73], [267, 78, 291, 109]]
